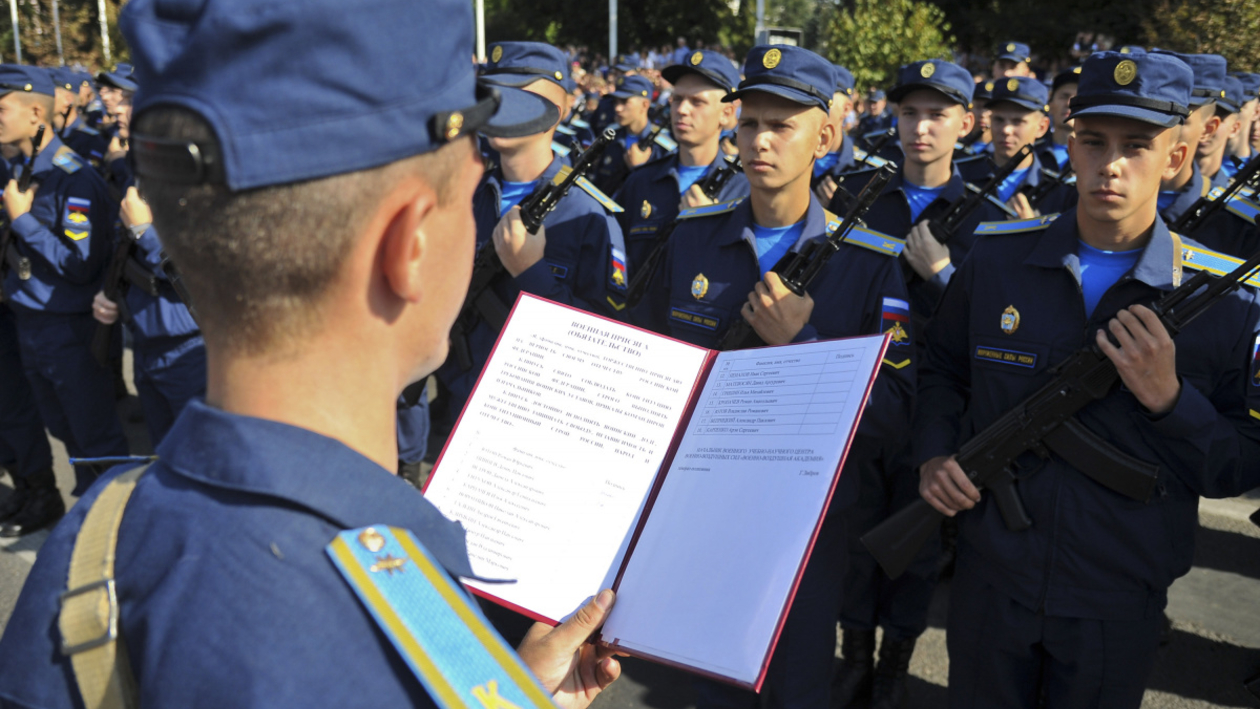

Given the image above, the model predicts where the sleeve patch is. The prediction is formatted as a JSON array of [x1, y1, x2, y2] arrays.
[[63, 198, 92, 241]]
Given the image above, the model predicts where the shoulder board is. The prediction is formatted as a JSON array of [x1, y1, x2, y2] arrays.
[[74, 124, 100, 136], [824, 209, 841, 236], [975, 213, 1060, 235], [1180, 242, 1260, 288], [651, 132, 678, 152], [574, 176, 623, 213], [1223, 194, 1260, 225], [954, 153, 987, 166], [570, 118, 591, 130], [839, 222, 905, 257], [555, 124, 577, 136], [678, 198, 744, 220], [551, 141, 572, 157], [51, 146, 84, 174]]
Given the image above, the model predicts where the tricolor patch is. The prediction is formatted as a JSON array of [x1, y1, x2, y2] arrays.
[[881, 297, 911, 346], [610, 248, 627, 291], [1252, 335, 1260, 387], [63, 197, 91, 241]]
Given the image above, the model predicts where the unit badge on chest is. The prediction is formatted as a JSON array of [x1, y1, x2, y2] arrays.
[[1001, 305, 1020, 335], [691, 273, 709, 300]]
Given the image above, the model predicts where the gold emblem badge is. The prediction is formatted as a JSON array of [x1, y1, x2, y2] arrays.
[[921, 62, 936, 78], [555, 71, 564, 81], [763, 49, 782, 69], [370, 554, 408, 576], [691, 273, 709, 300], [886, 321, 909, 344], [444, 112, 464, 140], [691, 51, 703, 66], [640, 200, 652, 219], [1006, 43, 1017, 52], [1114, 59, 1137, 86], [490, 45, 502, 63], [1007, 78, 1019, 92], [1001, 305, 1020, 335], [985, 81, 994, 92], [1119, 46, 1132, 54], [358, 527, 386, 553]]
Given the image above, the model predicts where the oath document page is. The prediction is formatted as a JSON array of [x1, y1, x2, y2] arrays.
[[423, 294, 711, 623], [599, 334, 888, 687]]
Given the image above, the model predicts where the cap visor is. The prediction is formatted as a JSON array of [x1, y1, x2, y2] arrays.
[[481, 73, 562, 89], [98, 73, 138, 92], [1070, 105, 1181, 128], [662, 65, 731, 92], [724, 85, 822, 111], [480, 83, 560, 138]]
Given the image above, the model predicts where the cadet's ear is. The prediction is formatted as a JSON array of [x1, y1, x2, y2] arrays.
[[1035, 113, 1051, 139], [1163, 131, 1190, 182], [379, 181, 438, 305], [957, 107, 975, 139], [815, 110, 835, 159]]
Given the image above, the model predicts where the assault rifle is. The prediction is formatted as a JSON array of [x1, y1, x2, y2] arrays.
[[856, 128, 897, 169], [448, 127, 618, 371], [861, 247, 1260, 579], [1170, 152, 1260, 235], [91, 225, 162, 366], [159, 253, 199, 324], [926, 144, 1032, 244], [1027, 163, 1074, 210], [1, 125, 46, 285], [623, 154, 743, 308], [716, 164, 895, 351]]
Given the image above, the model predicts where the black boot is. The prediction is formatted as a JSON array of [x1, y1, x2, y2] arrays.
[[0, 474, 31, 522], [870, 635, 916, 709], [0, 468, 64, 537], [831, 628, 875, 709]]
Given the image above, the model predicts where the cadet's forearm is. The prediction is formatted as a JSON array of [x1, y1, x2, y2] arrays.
[[12, 213, 97, 284]]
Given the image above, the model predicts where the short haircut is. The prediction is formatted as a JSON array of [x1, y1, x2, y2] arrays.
[[134, 106, 464, 356], [17, 92, 55, 120]]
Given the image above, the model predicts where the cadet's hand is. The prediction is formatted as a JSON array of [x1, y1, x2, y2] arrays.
[[919, 455, 980, 516], [624, 141, 653, 169], [92, 291, 119, 325], [814, 175, 838, 205], [903, 221, 951, 280], [517, 589, 622, 709], [3, 179, 33, 219], [742, 272, 813, 345], [493, 205, 546, 278], [679, 184, 715, 211], [720, 135, 739, 156], [119, 186, 152, 229], [1096, 304, 1181, 415], [1008, 192, 1039, 220]]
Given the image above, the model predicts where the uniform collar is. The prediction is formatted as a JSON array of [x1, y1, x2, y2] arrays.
[[1162, 162, 1208, 221], [10, 134, 68, 177], [155, 399, 479, 579], [889, 163, 968, 204], [1024, 207, 1182, 291], [718, 192, 828, 250]]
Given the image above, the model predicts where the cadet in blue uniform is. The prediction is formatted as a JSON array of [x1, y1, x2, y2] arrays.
[[0, 1, 623, 706], [0, 65, 128, 517], [812, 64, 865, 203], [590, 57, 639, 134], [1039, 66, 1080, 170], [1223, 72, 1260, 178], [960, 79, 993, 155], [958, 77, 1077, 220], [590, 74, 673, 195], [918, 51, 1260, 708], [855, 89, 894, 146], [0, 302, 57, 537], [991, 41, 1033, 79], [1154, 51, 1226, 225], [430, 41, 628, 445], [1197, 75, 1244, 189], [50, 68, 108, 168], [638, 45, 915, 709], [614, 49, 748, 282], [93, 63, 137, 141]]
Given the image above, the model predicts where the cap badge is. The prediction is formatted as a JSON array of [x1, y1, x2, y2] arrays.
[[921, 62, 936, 78], [555, 71, 564, 81], [691, 51, 703, 66], [1007, 78, 1019, 91], [691, 273, 709, 300], [23, 83, 30, 91], [444, 112, 464, 141], [1006, 43, 1016, 52], [1114, 60, 1137, 87], [641, 200, 652, 218], [763, 49, 782, 69], [1001, 305, 1020, 335], [1073, 66, 1081, 74], [985, 81, 994, 91], [490, 45, 502, 63]]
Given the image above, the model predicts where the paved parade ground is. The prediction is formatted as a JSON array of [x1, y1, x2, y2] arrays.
[[2, 357, 1258, 709]]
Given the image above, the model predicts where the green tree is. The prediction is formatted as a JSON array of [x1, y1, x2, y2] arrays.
[[1142, 0, 1260, 72], [0, 0, 129, 70], [820, 0, 955, 91]]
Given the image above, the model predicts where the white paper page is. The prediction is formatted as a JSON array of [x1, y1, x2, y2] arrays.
[[423, 295, 710, 622], [600, 335, 886, 685]]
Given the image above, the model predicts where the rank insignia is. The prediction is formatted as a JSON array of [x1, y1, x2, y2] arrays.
[[610, 248, 627, 291], [691, 273, 709, 300], [881, 297, 911, 346], [63, 197, 91, 241], [641, 200, 652, 219], [1001, 305, 1020, 335]]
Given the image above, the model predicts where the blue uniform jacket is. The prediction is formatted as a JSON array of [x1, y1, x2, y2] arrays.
[[60, 116, 108, 166], [122, 223, 201, 346], [633, 195, 916, 511], [1179, 196, 1257, 259], [916, 210, 1260, 620], [434, 156, 627, 420], [0, 399, 479, 708], [957, 150, 1079, 219], [613, 152, 750, 278], [590, 124, 672, 195], [810, 133, 859, 187], [1160, 162, 1212, 226], [2, 137, 117, 314]]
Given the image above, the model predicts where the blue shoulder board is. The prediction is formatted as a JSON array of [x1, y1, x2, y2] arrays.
[[551, 141, 572, 157], [555, 124, 577, 136], [838, 220, 905, 257], [651, 131, 678, 152], [75, 124, 100, 136], [570, 118, 591, 130], [1222, 192, 1260, 225], [975, 213, 1060, 235], [678, 198, 744, 220], [1180, 241, 1260, 288], [574, 176, 623, 213], [52, 146, 84, 174]]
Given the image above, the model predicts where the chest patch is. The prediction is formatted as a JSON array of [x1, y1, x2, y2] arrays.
[[691, 273, 709, 300], [975, 345, 1038, 369], [1001, 305, 1020, 335]]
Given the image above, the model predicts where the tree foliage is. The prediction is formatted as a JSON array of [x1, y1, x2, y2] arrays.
[[0, 0, 128, 69], [820, 0, 955, 91], [1142, 0, 1260, 72]]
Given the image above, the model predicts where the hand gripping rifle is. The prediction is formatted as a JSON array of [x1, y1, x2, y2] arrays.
[[861, 247, 1260, 579], [926, 144, 1032, 244], [1027, 164, 1074, 211], [448, 127, 618, 371], [1170, 152, 1260, 235], [623, 154, 743, 308], [1, 125, 46, 285], [91, 224, 163, 366], [716, 164, 895, 351]]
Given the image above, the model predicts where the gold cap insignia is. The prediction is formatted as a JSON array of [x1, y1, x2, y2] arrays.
[[1073, 66, 1081, 74], [763, 48, 782, 70], [921, 62, 936, 78], [23, 83, 31, 91], [1114, 59, 1137, 87], [691, 51, 703, 66], [1001, 305, 1020, 335], [358, 527, 386, 553], [490, 45, 502, 63], [555, 71, 564, 81], [691, 273, 709, 300], [641, 200, 652, 219], [444, 112, 464, 141], [985, 81, 994, 91], [1006, 43, 1016, 52], [1007, 78, 1019, 92], [1120, 47, 1132, 54]]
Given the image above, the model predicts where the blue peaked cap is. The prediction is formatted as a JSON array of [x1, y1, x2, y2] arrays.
[[997, 41, 1031, 64], [988, 76, 1048, 112], [662, 49, 741, 94], [889, 60, 974, 107], [1070, 50, 1192, 128], [832, 65, 856, 96], [1218, 76, 1244, 113], [1152, 50, 1226, 106], [120, 0, 557, 191], [726, 45, 836, 114], [0, 65, 56, 97], [97, 62, 138, 92], [482, 42, 570, 90], [611, 74, 654, 100]]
